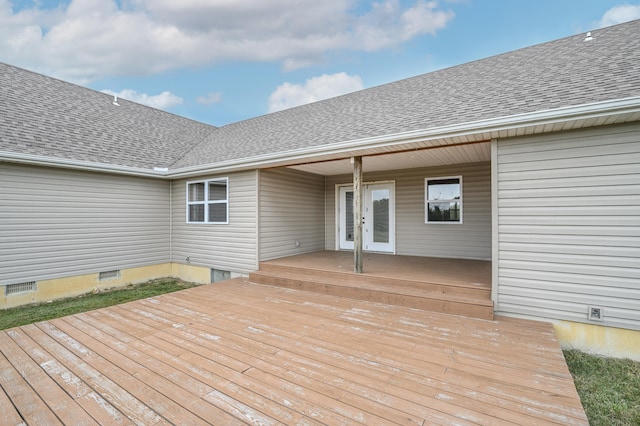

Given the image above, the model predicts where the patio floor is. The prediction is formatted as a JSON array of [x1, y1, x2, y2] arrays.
[[252, 251, 494, 319], [0, 278, 588, 425], [259, 251, 492, 286]]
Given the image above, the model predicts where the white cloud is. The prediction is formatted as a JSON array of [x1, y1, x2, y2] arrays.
[[196, 92, 223, 105], [352, 0, 454, 51], [597, 4, 640, 28], [0, 0, 454, 83], [268, 72, 364, 113], [101, 89, 183, 109]]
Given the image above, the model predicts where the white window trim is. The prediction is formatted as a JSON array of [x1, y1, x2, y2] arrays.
[[425, 175, 463, 224], [186, 177, 229, 224]]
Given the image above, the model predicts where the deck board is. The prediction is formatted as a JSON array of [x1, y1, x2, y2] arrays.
[[0, 278, 588, 425], [0, 344, 65, 426]]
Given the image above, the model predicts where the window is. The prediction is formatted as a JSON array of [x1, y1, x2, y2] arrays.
[[425, 176, 462, 223], [187, 178, 229, 223]]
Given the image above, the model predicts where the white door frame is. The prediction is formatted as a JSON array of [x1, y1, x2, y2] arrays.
[[336, 181, 396, 253]]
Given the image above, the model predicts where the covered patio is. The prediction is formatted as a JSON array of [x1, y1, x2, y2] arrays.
[[0, 278, 588, 425]]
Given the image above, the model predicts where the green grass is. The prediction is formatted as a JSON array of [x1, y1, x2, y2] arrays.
[[564, 349, 640, 426], [0, 278, 197, 331]]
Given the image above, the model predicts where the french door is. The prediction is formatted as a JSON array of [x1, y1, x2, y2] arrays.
[[338, 182, 395, 253]]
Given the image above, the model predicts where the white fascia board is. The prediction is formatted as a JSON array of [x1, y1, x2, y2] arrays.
[[0, 151, 169, 178], [167, 95, 640, 179]]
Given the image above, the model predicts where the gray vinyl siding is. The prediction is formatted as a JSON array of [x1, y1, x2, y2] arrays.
[[496, 123, 640, 330], [259, 169, 325, 261], [171, 171, 258, 274], [325, 162, 491, 260], [0, 163, 170, 284]]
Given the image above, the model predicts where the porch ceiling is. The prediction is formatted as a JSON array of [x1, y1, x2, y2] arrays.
[[257, 99, 640, 178], [288, 140, 491, 175]]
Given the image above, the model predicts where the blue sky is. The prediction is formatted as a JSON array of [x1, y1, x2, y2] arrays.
[[2, 1, 639, 126]]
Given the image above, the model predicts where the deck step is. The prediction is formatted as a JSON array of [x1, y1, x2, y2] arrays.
[[249, 264, 494, 320]]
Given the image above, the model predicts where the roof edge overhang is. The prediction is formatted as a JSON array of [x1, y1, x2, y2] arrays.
[[0, 152, 170, 178], [2, 95, 640, 179], [167, 95, 640, 178]]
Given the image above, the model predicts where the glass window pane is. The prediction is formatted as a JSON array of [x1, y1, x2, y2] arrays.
[[209, 203, 227, 223], [209, 181, 227, 201], [372, 189, 389, 243], [189, 204, 204, 222], [188, 182, 205, 202], [345, 191, 354, 241], [428, 202, 460, 222], [427, 179, 460, 201]]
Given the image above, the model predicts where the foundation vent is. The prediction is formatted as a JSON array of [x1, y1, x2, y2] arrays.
[[99, 270, 121, 281], [5, 281, 37, 296], [588, 306, 604, 321], [211, 268, 231, 283]]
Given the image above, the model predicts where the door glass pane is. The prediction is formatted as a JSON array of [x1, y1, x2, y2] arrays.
[[345, 191, 354, 242], [372, 189, 389, 243]]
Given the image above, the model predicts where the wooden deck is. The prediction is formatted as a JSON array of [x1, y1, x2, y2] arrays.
[[251, 251, 494, 320], [0, 278, 588, 425]]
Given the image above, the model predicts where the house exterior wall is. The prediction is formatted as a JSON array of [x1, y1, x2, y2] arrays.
[[0, 163, 171, 308], [495, 123, 640, 332], [324, 162, 492, 260], [258, 168, 325, 261], [0, 163, 171, 306], [171, 170, 258, 275]]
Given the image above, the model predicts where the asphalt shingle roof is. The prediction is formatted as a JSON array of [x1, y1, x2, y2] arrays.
[[0, 64, 216, 169], [1, 19, 639, 172]]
